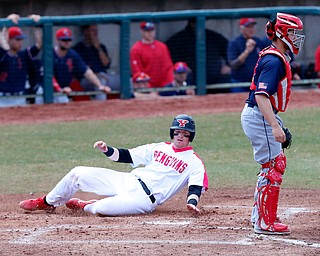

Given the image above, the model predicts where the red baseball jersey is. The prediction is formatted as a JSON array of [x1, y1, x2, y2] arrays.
[[130, 40, 174, 88]]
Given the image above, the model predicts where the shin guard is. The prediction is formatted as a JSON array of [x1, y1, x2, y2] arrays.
[[255, 152, 289, 232], [257, 183, 280, 229]]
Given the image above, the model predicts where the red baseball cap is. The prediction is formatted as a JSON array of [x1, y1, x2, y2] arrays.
[[133, 72, 150, 82], [174, 62, 189, 73], [140, 22, 155, 31], [8, 27, 26, 40], [239, 18, 257, 27], [56, 28, 73, 40]]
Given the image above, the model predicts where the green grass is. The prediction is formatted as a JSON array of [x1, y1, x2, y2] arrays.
[[0, 108, 319, 194]]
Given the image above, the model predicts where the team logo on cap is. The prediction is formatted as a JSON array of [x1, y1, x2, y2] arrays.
[[177, 119, 189, 127]]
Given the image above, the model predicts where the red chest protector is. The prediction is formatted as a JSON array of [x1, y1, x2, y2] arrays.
[[251, 47, 292, 112]]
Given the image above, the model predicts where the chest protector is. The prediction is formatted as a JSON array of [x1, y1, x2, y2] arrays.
[[250, 47, 292, 112]]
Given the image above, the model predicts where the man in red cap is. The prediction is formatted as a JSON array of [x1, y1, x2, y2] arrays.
[[0, 14, 42, 107], [130, 22, 174, 89], [227, 17, 267, 92], [53, 27, 111, 103], [159, 62, 195, 97]]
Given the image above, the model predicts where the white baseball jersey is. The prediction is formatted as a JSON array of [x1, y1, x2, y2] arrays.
[[46, 141, 208, 216], [130, 142, 208, 204]]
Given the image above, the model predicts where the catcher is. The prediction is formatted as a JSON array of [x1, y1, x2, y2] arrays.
[[241, 13, 301, 235], [20, 114, 208, 216]]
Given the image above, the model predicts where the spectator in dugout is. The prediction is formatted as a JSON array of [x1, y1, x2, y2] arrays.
[[165, 18, 230, 86], [227, 17, 267, 92], [73, 24, 120, 92], [53, 27, 111, 103], [131, 71, 158, 99], [130, 21, 174, 88], [0, 14, 42, 108], [159, 61, 195, 97]]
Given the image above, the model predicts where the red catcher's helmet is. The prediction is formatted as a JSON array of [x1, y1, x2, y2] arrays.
[[170, 114, 196, 142], [273, 12, 305, 55]]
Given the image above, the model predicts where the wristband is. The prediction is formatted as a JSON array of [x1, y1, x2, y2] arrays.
[[187, 194, 199, 206], [104, 146, 114, 157]]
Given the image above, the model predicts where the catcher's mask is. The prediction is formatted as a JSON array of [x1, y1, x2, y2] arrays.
[[170, 114, 196, 142], [266, 12, 305, 55]]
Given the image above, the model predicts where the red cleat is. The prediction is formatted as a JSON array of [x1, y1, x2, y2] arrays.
[[254, 222, 290, 235], [19, 196, 56, 212], [65, 198, 97, 211]]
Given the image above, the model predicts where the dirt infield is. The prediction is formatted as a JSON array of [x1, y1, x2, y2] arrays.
[[0, 90, 320, 255]]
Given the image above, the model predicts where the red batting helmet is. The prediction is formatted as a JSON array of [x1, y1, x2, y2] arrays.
[[170, 114, 196, 142]]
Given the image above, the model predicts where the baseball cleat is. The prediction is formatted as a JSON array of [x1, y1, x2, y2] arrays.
[[19, 196, 56, 212], [254, 223, 290, 235], [65, 198, 97, 211], [252, 216, 282, 228]]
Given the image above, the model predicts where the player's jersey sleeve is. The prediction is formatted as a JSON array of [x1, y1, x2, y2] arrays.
[[254, 54, 286, 97], [162, 43, 174, 85], [188, 154, 208, 191], [130, 42, 143, 74], [227, 37, 241, 64], [128, 143, 156, 168], [27, 45, 41, 59]]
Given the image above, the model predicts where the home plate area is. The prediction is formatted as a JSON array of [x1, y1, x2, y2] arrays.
[[1, 189, 319, 256]]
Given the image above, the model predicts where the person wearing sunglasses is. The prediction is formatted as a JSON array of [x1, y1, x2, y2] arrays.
[[20, 114, 208, 217], [52, 27, 111, 103]]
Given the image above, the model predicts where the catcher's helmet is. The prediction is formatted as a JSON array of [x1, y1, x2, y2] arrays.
[[266, 12, 305, 55], [170, 114, 196, 142]]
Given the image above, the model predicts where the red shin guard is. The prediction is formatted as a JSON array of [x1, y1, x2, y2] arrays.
[[255, 152, 290, 233], [257, 183, 280, 228]]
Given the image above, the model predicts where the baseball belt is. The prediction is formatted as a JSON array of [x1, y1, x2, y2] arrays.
[[247, 102, 279, 114], [138, 178, 156, 203]]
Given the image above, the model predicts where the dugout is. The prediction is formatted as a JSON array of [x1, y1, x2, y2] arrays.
[[0, 6, 320, 103]]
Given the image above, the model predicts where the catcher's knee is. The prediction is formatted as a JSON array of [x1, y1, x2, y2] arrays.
[[274, 152, 286, 174], [264, 153, 287, 184]]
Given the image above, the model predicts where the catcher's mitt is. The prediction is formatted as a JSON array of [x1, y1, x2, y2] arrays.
[[282, 127, 292, 149]]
